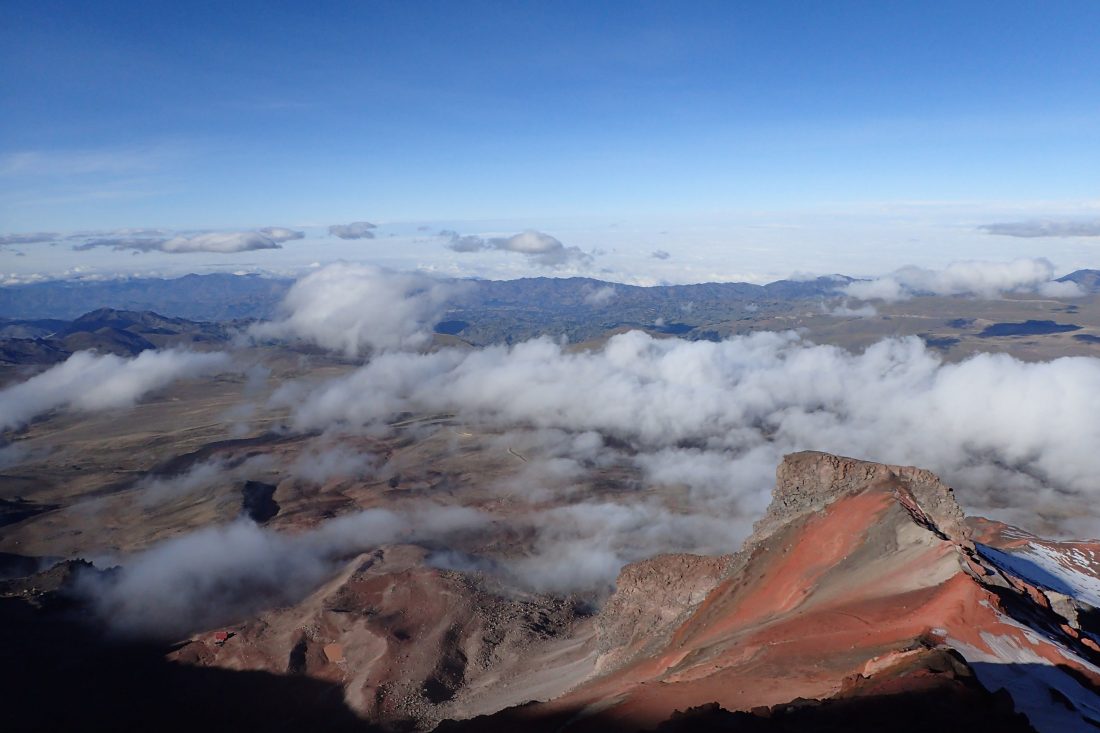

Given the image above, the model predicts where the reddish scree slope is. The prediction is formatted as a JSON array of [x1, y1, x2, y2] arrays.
[[452, 452, 1100, 732]]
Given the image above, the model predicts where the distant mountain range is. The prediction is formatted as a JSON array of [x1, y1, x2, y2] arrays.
[[0, 273, 292, 321], [0, 308, 231, 367], [0, 272, 851, 351], [1059, 268, 1100, 291], [2, 270, 1098, 353]]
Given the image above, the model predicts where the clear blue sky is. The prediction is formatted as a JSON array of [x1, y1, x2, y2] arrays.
[[2, 1, 1100, 281]]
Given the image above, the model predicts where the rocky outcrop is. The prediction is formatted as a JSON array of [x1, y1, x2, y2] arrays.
[[465, 452, 1100, 733], [754, 451, 970, 549], [169, 545, 595, 730], [595, 553, 729, 673]]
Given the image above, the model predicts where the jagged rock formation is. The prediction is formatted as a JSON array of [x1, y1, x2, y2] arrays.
[[168, 545, 595, 730], [446, 452, 1100, 732]]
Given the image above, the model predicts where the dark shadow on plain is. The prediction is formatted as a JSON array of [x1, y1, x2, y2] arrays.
[[0, 591, 377, 733]]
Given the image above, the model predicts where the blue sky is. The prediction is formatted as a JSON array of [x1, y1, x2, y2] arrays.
[[3, 1, 1100, 282]]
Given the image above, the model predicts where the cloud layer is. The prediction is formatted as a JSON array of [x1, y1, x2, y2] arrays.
[[443, 229, 591, 267], [0, 349, 232, 431], [981, 220, 1100, 238], [277, 329, 1100, 542], [844, 258, 1082, 301], [56, 264, 1100, 635]]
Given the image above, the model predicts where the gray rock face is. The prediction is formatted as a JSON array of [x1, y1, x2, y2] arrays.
[[751, 451, 970, 551]]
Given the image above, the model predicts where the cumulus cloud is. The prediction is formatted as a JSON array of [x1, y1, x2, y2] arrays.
[[328, 221, 377, 239], [73, 228, 304, 254], [249, 262, 459, 357], [844, 258, 1083, 302], [981, 220, 1100, 238], [651, 250, 671, 260], [81, 505, 489, 638], [443, 229, 592, 267], [0, 349, 232, 431]]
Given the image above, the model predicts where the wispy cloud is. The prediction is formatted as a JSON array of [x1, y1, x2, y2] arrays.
[[0, 232, 58, 246], [980, 219, 1100, 238], [0, 144, 185, 178], [0, 349, 232, 431], [72, 227, 304, 254]]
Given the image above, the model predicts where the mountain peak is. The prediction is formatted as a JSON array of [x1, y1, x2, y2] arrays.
[[754, 451, 971, 549]]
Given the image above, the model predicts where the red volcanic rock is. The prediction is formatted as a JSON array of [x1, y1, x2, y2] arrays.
[[595, 552, 730, 674], [167, 452, 1100, 732], [452, 452, 1100, 733]]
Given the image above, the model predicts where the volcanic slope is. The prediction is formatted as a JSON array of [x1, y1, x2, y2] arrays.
[[11, 452, 1100, 732], [445, 452, 1100, 732]]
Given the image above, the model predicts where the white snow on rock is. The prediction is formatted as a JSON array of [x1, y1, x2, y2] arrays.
[[979, 542, 1100, 608]]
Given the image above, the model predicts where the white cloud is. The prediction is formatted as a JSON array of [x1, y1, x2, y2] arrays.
[[0, 349, 232, 431], [328, 221, 377, 239], [584, 285, 616, 305], [1039, 280, 1087, 298], [0, 232, 58, 246], [81, 505, 489, 638], [72, 228, 304, 254], [443, 229, 592, 267], [844, 258, 1082, 302], [161, 229, 303, 253], [277, 329, 1100, 542], [981, 220, 1100, 238], [249, 262, 459, 357], [825, 300, 878, 317]]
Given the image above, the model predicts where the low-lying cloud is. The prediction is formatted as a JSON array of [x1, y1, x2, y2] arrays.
[[844, 258, 1083, 301], [584, 285, 616, 306], [82, 505, 489, 638], [65, 264, 1100, 632], [328, 221, 377, 239], [73, 227, 304, 254], [981, 220, 1100, 238], [249, 262, 459, 357], [277, 328, 1100, 542], [0, 349, 232, 431], [443, 229, 591, 267]]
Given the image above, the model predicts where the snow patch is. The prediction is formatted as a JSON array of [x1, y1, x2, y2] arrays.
[[980, 542, 1100, 608]]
